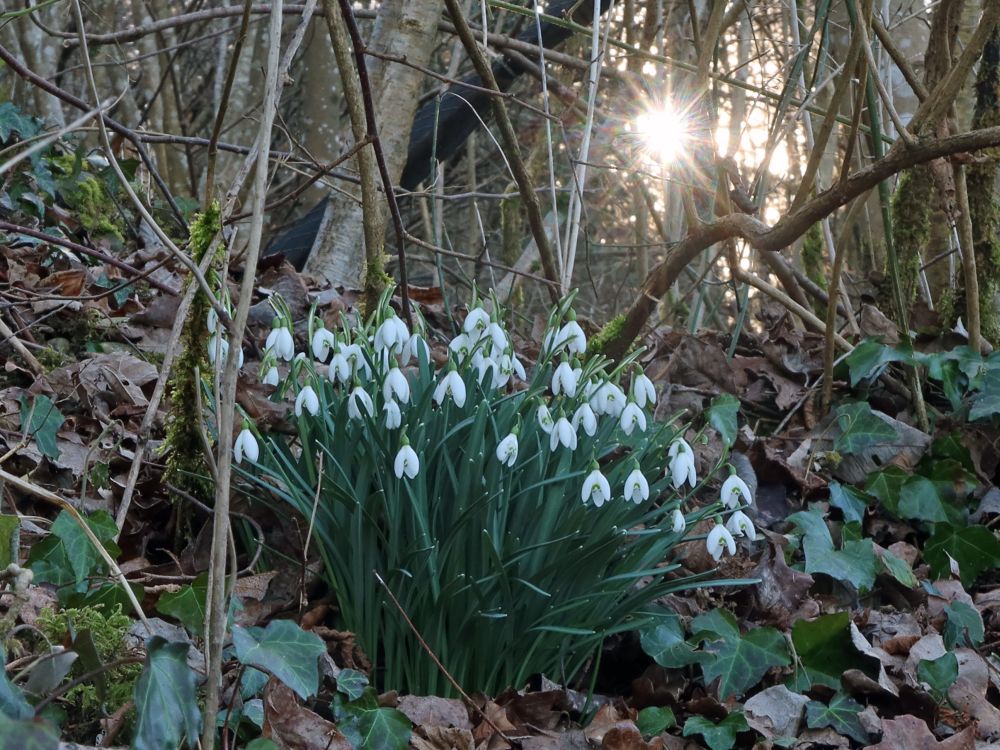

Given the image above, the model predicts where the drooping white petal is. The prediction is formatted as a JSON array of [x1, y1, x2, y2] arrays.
[[383, 367, 410, 403], [394, 444, 420, 479], [632, 373, 657, 409], [266, 326, 295, 361], [233, 429, 259, 464], [374, 314, 409, 354], [706, 523, 737, 562], [558, 320, 587, 354], [720, 475, 753, 509], [496, 433, 519, 466], [401, 333, 430, 365], [619, 402, 647, 436], [572, 403, 598, 437], [485, 322, 508, 358], [667, 440, 697, 489], [552, 361, 579, 397], [582, 469, 611, 507], [600, 382, 626, 418], [261, 366, 280, 386], [294, 385, 320, 417], [383, 399, 402, 429], [624, 468, 649, 504], [312, 328, 337, 362], [536, 404, 555, 434], [725, 509, 757, 541], [550, 417, 577, 451], [433, 371, 466, 407], [463, 307, 491, 339], [671, 509, 686, 533], [347, 387, 374, 420]]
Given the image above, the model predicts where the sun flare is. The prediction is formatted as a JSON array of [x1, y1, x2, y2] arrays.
[[633, 103, 689, 167]]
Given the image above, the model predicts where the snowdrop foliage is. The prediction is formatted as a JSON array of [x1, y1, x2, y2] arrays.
[[236, 289, 737, 696]]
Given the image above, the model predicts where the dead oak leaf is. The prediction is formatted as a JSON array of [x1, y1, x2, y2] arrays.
[[862, 715, 975, 750]]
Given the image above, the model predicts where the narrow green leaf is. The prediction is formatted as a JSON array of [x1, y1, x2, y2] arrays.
[[233, 620, 325, 700], [132, 637, 202, 750], [0, 516, 20, 568]]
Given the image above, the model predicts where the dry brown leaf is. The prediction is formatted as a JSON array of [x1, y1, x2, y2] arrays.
[[411, 725, 476, 750], [862, 715, 975, 750], [263, 679, 351, 750], [398, 695, 473, 730]]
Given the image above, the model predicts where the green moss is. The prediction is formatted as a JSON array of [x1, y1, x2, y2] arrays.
[[52, 154, 124, 240], [890, 167, 932, 308], [588, 313, 627, 357], [802, 222, 827, 291]]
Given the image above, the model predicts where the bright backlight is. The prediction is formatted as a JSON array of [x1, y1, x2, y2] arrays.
[[634, 103, 689, 166]]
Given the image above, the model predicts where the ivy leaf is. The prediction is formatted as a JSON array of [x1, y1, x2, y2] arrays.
[[640, 614, 699, 668], [789, 612, 877, 691], [132, 637, 202, 750], [682, 713, 749, 750], [833, 403, 899, 455], [339, 688, 412, 750], [48, 510, 119, 586], [805, 692, 868, 744], [156, 573, 208, 634], [0, 102, 41, 141], [865, 466, 907, 516], [970, 370, 1000, 421], [924, 523, 1000, 586], [897, 476, 948, 522], [917, 653, 958, 702], [0, 648, 33, 720], [18, 395, 64, 460], [844, 339, 910, 386], [692, 610, 789, 700], [707, 394, 740, 448], [789, 510, 876, 592], [335, 668, 369, 701], [828, 482, 868, 524], [233, 620, 325, 701], [879, 548, 917, 588], [0, 716, 58, 750], [636, 706, 676, 738], [943, 601, 985, 649]]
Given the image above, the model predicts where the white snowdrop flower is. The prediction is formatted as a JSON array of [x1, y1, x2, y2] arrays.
[[311, 327, 337, 362], [599, 382, 627, 418], [347, 386, 375, 420], [265, 324, 295, 361], [394, 444, 419, 479], [619, 401, 647, 436], [552, 361, 579, 397], [953, 317, 969, 338], [401, 333, 430, 365], [383, 399, 402, 430], [536, 404, 555, 433], [667, 439, 697, 489], [261, 366, 280, 386], [485, 322, 508, 357], [720, 474, 753, 509], [632, 372, 657, 409], [706, 523, 737, 562], [572, 403, 598, 437], [549, 417, 577, 452], [726, 509, 757, 541], [434, 370, 467, 408], [510, 353, 527, 380], [340, 343, 371, 380], [582, 466, 612, 507], [496, 433, 519, 466], [294, 385, 320, 417], [584, 379, 603, 400], [624, 467, 649, 504], [559, 319, 587, 354], [207, 336, 244, 369], [328, 351, 351, 385], [448, 333, 473, 361], [207, 307, 220, 334], [233, 428, 259, 464], [374, 313, 409, 354], [671, 508, 686, 533], [475, 357, 498, 386], [383, 367, 410, 403], [463, 307, 491, 339], [493, 356, 513, 389]]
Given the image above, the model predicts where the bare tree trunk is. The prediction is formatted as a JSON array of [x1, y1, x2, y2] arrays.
[[305, 0, 441, 287]]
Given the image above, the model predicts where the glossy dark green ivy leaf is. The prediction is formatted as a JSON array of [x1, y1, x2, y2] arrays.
[[636, 706, 676, 738], [155, 573, 208, 634], [0, 102, 41, 141], [844, 338, 910, 386], [233, 620, 325, 700], [943, 601, 985, 649], [865, 465, 908, 516], [338, 688, 412, 750], [805, 692, 868, 744], [640, 614, 699, 668], [917, 652, 958, 702], [0, 715, 58, 750], [18, 394, 64, 460], [682, 713, 749, 750], [132, 637, 202, 750], [789, 510, 876, 592], [970, 370, 1000, 421], [336, 668, 369, 701], [691, 609, 789, 700], [828, 482, 868, 524], [788, 612, 877, 691], [833, 403, 899, 456], [48, 510, 119, 585], [707, 394, 740, 448], [924, 523, 1000, 586], [897, 476, 948, 522]]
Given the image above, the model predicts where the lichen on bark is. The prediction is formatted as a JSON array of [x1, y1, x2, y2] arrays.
[[890, 167, 933, 310]]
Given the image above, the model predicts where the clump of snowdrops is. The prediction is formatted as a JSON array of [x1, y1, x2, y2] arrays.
[[231, 290, 756, 696]]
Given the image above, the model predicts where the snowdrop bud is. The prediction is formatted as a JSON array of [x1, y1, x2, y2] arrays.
[[549, 417, 577, 452], [347, 386, 375, 420], [311, 327, 337, 362], [394, 443, 419, 479], [294, 385, 320, 417], [624, 466, 649, 504], [720, 474, 753, 509], [374, 312, 409, 354], [706, 523, 737, 562], [496, 433, 519, 467], [383, 399, 402, 429], [632, 371, 657, 409], [536, 404, 555, 434], [582, 463, 612, 507], [572, 403, 598, 437], [671, 509, 686, 533], [233, 427, 259, 464], [726, 510, 757, 541], [552, 360, 579, 397], [261, 366, 280, 386], [667, 439, 697, 489], [265, 323, 295, 361], [383, 367, 410, 403], [433, 369, 467, 408], [619, 401, 647, 436]]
